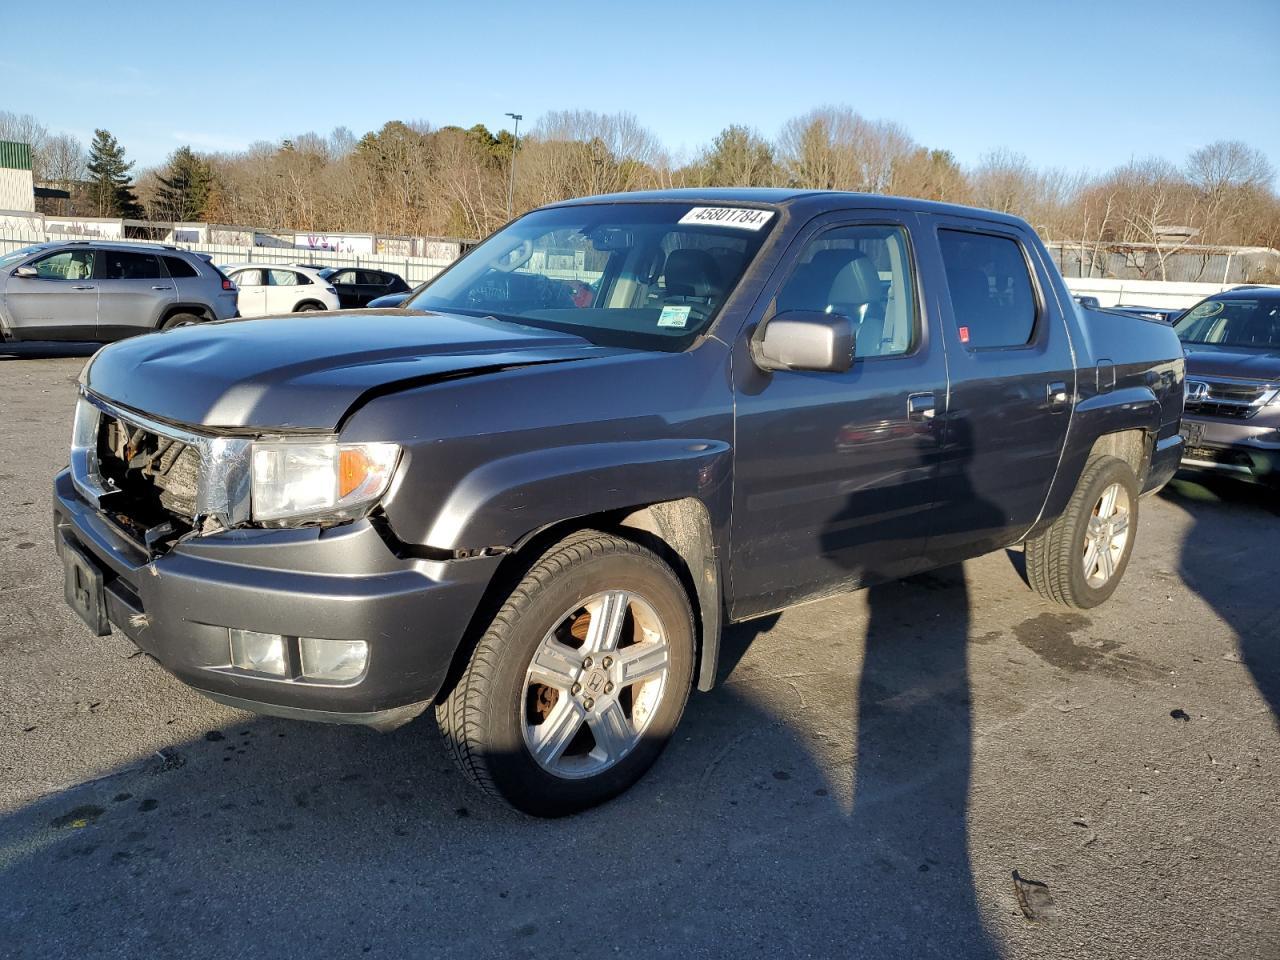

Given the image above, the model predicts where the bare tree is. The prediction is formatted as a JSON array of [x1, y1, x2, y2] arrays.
[[778, 106, 916, 193]]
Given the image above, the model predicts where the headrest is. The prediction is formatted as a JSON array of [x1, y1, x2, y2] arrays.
[[665, 249, 722, 300]]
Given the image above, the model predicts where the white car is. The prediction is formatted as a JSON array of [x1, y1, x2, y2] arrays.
[[220, 264, 341, 317]]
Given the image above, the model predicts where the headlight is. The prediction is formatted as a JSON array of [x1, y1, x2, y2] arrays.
[[251, 440, 400, 524]]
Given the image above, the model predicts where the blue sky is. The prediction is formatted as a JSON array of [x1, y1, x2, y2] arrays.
[[3, 0, 1277, 177]]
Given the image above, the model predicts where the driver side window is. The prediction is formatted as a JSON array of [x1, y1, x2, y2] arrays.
[[776, 225, 917, 358], [33, 249, 96, 280]]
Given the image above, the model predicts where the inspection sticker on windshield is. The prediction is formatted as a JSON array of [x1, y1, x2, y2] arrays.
[[678, 207, 774, 231], [657, 305, 692, 328]]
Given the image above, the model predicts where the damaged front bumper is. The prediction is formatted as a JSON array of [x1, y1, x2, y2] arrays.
[[53, 469, 502, 729]]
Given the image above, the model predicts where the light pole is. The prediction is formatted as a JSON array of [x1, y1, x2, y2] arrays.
[[505, 112, 522, 221]]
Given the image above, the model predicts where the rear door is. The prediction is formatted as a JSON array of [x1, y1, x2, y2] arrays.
[[94, 249, 175, 339], [266, 268, 306, 313], [228, 268, 267, 316], [919, 217, 1075, 565], [356, 270, 392, 306], [730, 213, 948, 618], [4, 247, 98, 339]]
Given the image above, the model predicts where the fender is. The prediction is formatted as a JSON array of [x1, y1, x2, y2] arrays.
[[1031, 384, 1163, 537], [420, 438, 731, 552]]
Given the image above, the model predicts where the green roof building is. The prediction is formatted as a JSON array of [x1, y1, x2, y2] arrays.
[[0, 140, 35, 212]]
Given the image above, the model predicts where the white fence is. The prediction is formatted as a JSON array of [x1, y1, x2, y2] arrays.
[[1060, 277, 1266, 309], [0, 230, 459, 285]]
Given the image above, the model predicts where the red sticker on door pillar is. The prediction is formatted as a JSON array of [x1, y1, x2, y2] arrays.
[[959, 326, 970, 343]]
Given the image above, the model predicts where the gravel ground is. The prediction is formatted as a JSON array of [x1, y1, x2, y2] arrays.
[[0, 343, 1276, 959]]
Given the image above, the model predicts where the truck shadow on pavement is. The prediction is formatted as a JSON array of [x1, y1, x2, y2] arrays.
[[1163, 475, 1280, 727], [0, 570, 1006, 959]]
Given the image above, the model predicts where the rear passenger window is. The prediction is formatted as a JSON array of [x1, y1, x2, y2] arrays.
[[268, 269, 306, 286], [99, 251, 164, 280], [776, 224, 916, 358], [330, 270, 357, 284], [358, 271, 387, 285], [234, 269, 264, 286], [938, 230, 1037, 348], [163, 256, 198, 278]]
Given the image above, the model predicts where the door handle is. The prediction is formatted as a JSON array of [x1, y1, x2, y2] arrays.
[[907, 392, 936, 421], [1047, 381, 1070, 411], [151, 285, 173, 291], [72, 285, 94, 291]]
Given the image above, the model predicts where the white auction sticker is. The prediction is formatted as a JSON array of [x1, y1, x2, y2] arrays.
[[678, 207, 775, 231], [657, 305, 691, 328]]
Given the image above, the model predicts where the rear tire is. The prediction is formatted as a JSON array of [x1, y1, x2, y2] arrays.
[[436, 531, 694, 817], [1025, 455, 1139, 609], [160, 312, 201, 330]]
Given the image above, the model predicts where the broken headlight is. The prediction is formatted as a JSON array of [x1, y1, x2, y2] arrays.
[[251, 440, 400, 525]]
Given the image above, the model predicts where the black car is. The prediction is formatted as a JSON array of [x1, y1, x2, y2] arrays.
[[318, 267, 410, 308], [1109, 304, 1184, 324]]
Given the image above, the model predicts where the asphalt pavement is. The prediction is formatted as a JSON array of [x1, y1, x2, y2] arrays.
[[0, 342, 1276, 959]]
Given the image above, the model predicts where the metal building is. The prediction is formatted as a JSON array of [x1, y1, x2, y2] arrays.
[[0, 141, 35, 212]]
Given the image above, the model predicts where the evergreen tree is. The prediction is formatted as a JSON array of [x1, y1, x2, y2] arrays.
[[85, 129, 142, 218], [152, 145, 213, 221]]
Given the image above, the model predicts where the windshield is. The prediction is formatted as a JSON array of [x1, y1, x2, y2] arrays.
[[1175, 296, 1280, 349], [0, 245, 47, 269], [407, 202, 776, 350]]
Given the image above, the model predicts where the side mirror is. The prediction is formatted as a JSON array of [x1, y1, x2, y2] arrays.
[[752, 310, 855, 373], [13, 265, 37, 278]]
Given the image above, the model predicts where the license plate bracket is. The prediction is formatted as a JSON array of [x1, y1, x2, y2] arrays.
[[62, 537, 111, 636], [1180, 421, 1204, 446]]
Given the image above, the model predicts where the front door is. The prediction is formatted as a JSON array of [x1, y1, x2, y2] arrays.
[[919, 217, 1076, 565], [5, 247, 99, 339], [729, 214, 948, 619]]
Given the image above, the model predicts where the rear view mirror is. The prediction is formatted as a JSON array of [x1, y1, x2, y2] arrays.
[[13, 265, 37, 278], [753, 310, 854, 373]]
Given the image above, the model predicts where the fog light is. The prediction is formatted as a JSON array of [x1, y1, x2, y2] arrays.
[[299, 637, 368, 682], [230, 629, 288, 676]]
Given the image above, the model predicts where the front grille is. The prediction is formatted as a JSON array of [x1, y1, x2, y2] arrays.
[[1184, 377, 1277, 421], [1184, 400, 1255, 420], [94, 413, 200, 540]]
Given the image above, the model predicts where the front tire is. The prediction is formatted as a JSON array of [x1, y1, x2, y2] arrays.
[[1025, 455, 1140, 609], [436, 531, 694, 816]]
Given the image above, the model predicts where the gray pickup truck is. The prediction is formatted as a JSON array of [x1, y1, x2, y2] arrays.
[[54, 190, 1186, 815]]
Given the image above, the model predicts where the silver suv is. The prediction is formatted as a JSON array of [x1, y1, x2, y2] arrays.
[[0, 240, 238, 342]]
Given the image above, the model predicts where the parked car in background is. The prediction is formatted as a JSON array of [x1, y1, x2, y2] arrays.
[[366, 281, 426, 309], [1109, 304, 1183, 324], [221, 264, 340, 317], [1174, 286, 1280, 486], [56, 189, 1185, 816], [0, 240, 237, 341], [319, 267, 410, 308]]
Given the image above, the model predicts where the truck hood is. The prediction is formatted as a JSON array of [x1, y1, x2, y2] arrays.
[[1182, 343, 1280, 382], [85, 310, 617, 431]]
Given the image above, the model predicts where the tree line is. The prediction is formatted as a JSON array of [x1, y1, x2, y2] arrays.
[[3, 107, 1277, 261]]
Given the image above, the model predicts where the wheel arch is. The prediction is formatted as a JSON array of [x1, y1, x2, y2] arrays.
[[293, 299, 327, 311], [434, 498, 723, 707], [157, 303, 212, 328], [1029, 388, 1161, 540]]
